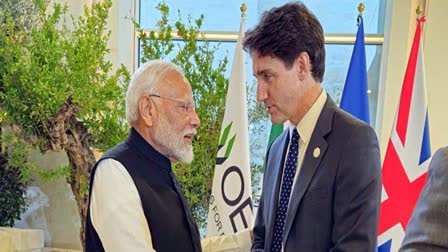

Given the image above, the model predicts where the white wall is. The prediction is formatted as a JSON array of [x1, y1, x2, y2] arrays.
[[28, 152, 81, 250], [423, 0, 448, 152], [104, 0, 137, 73]]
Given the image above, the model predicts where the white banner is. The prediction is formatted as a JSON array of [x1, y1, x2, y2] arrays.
[[206, 14, 252, 237]]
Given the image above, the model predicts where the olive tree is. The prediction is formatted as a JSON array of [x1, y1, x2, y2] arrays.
[[0, 0, 129, 246]]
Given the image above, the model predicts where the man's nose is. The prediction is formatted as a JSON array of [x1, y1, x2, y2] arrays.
[[190, 110, 200, 129], [256, 82, 268, 102]]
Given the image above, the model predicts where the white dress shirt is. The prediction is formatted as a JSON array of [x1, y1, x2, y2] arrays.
[[282, 90, 327, 205], [90, 159, 252, 252]]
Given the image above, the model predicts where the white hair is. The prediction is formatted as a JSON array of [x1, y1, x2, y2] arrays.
[[125, 60, 184, 125]]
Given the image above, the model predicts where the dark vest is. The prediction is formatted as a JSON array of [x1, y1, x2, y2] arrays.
[[85, 128, 202, 252]]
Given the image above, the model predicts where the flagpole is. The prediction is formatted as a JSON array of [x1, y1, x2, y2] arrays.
[[358, 3, 364, 27], [241, 3, 247, 18], [416, 4, 425, 42], [358, 2, 365, 15], [416, 4, 423, 18]]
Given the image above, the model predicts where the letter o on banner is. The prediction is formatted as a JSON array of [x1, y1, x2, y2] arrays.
[[221, 166, 244, 206]]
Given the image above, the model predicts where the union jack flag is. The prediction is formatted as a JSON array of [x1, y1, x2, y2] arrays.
[[377, 17, 431, 252]]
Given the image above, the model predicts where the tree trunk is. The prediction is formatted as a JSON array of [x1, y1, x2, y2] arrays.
[[65, 119, 96, 251], [46, 98, 96, 252]]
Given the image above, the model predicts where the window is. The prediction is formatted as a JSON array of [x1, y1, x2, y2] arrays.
[[138, 0, 385, 195], [139, 0, 259, 31]]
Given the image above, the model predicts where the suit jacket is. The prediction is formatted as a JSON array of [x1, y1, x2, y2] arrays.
[[252, 96, 382, 252], [399, 146, 448, 251]]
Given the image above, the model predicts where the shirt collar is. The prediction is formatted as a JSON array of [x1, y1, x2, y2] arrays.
[[288, 90, 327, 144], [127, 127, 172, 170]]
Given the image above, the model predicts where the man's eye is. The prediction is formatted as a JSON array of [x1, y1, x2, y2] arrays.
[[263, 74, 272, 82], [185, 103, 195, 112], [178, 103, 194, 112]]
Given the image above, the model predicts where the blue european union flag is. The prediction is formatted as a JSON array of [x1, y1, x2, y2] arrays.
[[340, 15, 370, 124]]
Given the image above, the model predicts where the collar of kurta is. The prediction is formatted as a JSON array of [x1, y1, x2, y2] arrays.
[[127, 127, 172, 171]]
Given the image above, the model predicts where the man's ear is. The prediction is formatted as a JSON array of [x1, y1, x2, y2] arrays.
[[295, 52, 311, 80], [138, 96, 155, 127]]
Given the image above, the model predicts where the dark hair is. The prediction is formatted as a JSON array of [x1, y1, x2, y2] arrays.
[[243, 2, 325, 82]]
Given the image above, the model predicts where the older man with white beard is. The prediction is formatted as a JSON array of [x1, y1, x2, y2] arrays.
[[85, 60, 251, 252]]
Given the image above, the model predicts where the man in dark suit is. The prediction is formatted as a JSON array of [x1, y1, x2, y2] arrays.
[[399, 146, 448, 251], [243, 2, 382, 251]]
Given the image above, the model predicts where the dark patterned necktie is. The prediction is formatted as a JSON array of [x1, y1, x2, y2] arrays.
[[271, 128, 299, 252]]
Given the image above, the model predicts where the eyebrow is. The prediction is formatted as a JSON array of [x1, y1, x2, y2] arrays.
[[253, 69, 272, 77]]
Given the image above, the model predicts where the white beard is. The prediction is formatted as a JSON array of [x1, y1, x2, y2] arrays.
[[152, 114, 195, 164]]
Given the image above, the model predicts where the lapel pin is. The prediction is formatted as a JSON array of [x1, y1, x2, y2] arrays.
[[313, 147, 320, 158]]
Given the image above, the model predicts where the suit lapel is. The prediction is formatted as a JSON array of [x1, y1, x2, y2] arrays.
[[265, 131, 289, 243], [282, 97, 336, 245]]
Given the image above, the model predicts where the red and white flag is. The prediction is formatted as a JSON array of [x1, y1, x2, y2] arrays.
[[377, 17, 431, 252]]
